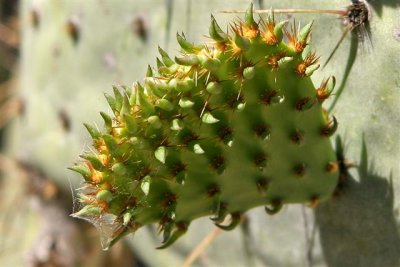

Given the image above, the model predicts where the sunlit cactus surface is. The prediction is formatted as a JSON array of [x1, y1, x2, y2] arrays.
[[71, 5, 339, 249]]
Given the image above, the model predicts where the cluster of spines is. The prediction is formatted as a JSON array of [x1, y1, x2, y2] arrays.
[[70, 4, 339, 249]]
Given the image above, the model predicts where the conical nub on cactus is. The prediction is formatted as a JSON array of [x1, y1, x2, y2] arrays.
[[70, 5, 339, 250]]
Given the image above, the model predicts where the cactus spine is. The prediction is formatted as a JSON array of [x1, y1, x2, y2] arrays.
[[71, 5, 338, 249]]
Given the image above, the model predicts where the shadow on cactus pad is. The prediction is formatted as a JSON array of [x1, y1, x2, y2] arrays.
[[315, 136, 400, 267], [368, 0, 400, 17]]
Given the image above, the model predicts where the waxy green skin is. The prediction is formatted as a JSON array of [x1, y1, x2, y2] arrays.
[[8, 0, 398, 266], [72, 6, 338, 249]]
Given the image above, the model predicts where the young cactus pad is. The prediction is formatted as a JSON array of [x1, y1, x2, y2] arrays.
[[71, 5, 339, 249]]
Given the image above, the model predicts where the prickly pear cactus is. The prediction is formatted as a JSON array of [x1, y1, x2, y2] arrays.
[[3, 0, 399, 266], [71, 5, 339, 249]]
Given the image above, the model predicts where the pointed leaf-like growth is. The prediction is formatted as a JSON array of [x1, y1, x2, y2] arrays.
[[83, 123, 100, 139], [265, 200, 283, 215], [176, 32, 202, 53], [112, 86, 124, 112], [317, 76, 336, 102], [146, 65, 153, 77], [158, 46, 174, 67], [298, 21, 313, 44], [198, 55, 220, 71], [102, 134, 118, 153], [243, 66, 256, 80], [233, 33, 250, 50], [321, 116, 338, 137], [241, 3, 259, 39], [244, 3, 257, 28], [155, 146, 167, 164], [179, 98, 194, 108], [305, 64, 320, 76], [211, 202, 228, 223], [206, 81, 222, 95], [100, 112, 112, 130], [284, 21, 312, 53], [175, 54, 199, 66], [209, 15, 228, 42], [80, 154, 104, 171], [147, 115, 162, 129], [215, 212, 242, 231], [68, 165, 91, 179], [202, 112, 219, 124], [157, 223, 188, 249], [104, 93, 117, 114], [123, 114, 138, 133], [274, 20, 288, 43], [156, 57, 164, 69], [156, 98, 174, 111], [72, 205, 102, 217], [136, 82, 155, 116], [96, 189, 113, 202], [141, 175, 151, 195]]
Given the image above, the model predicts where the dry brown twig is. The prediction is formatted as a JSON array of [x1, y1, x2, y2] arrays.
[[181, 226, 222, 267]]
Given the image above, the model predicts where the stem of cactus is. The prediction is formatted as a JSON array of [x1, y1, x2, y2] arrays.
[[70, 4, 339, 250]]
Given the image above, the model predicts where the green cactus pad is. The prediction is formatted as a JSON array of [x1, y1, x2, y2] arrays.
[[71, 5, 338, 250]]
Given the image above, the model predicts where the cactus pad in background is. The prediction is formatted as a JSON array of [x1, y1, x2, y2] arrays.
[[71, 5, 339, 249]]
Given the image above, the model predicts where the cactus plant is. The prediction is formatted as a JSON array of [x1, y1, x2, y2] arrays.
[[2, 0, 399, 266], [70, 4, 340, 249]]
